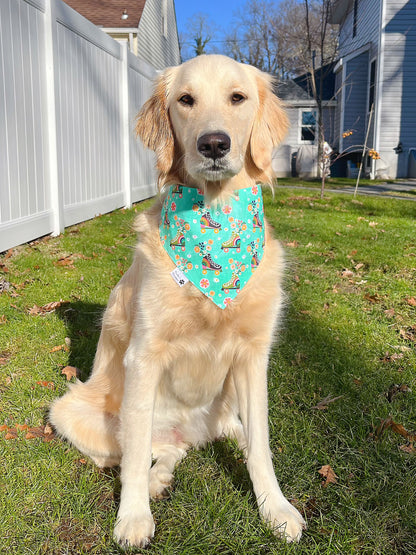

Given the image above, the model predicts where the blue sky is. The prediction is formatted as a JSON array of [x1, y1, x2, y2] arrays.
[[174, 0, 241, 41]]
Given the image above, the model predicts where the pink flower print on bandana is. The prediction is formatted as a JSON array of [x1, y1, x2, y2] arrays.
[[159, 185, 265, 309]]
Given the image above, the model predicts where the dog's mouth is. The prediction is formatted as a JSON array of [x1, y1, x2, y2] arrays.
[[200, 160, 236, 181], [189, 131, 242, 183], [191, 157, 242, 183]]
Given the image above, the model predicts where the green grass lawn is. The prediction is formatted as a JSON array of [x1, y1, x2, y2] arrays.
[[1, 188, 415, 554]]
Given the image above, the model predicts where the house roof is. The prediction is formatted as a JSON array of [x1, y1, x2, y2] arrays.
[[294, 63, 336, 101], [62, 0, 146, 28], [274, 79, 314, 103]]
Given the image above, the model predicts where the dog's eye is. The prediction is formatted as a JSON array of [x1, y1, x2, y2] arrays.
[[231, 93, 246, 105], [178, 94, 194, 107]]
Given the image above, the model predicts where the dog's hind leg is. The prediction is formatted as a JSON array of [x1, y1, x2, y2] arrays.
[[149, 443, 188, 499], [50, 264, 138, 466], [49, 371, 122, 468]]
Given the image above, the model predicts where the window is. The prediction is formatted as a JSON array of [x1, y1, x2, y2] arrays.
[[300, 110, 317, 143], [353, 0, 358, 38], [368, 59, 376, 112]]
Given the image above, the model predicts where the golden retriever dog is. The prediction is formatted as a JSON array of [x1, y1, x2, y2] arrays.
[[50, 54, 306, 548]]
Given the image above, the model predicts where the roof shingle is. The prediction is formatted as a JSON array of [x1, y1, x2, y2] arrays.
[[62, 0, 146, 28]]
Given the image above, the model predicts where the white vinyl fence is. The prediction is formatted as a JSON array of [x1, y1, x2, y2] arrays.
[[0, 0, 157, 253]]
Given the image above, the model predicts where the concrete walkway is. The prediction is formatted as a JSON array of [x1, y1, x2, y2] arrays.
[[341, 179, 416, 197], [281, 179, 416, 201]]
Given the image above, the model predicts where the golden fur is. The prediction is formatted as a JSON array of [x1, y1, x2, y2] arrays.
[[49, 54, 305, 548]]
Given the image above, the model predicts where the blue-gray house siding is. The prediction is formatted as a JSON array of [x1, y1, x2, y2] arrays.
[[342, 50, 370, 150], [331, 0, 416, 178], [380, 0, 416, 177]]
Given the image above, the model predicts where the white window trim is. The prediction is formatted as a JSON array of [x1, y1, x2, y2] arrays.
[[299, 109, 318, 145], [367, 57, 377, 115]]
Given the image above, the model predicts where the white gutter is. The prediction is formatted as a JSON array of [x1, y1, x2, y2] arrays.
[[373, 0, 385, 179]]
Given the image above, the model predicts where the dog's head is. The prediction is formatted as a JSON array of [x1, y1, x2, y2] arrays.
[[136, 55, 288, 191]]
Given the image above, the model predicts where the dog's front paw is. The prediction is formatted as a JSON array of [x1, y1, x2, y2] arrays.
[[261, 499, 306, 543], [113, 511, 155, 549]]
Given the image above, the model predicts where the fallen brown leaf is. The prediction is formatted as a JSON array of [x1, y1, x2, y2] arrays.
[[399, 326, 416, 344], [44, 423, 54, 436], [399, 444, 415, 454], [374, 416, 416, 443], [29, 300, 68, 315], [4, 428, 18, 440], [381, 352, 404, 363], [364, 293, 381, 303], [25, 427, 45, 439], [312, 394, 343, 410], [35, 381, 55, 390], [286, 240, 299, 248], [54, 255, 75, 269], [25, 425, 56, 441], [50, 344, 69, 353], [61, 366, 80, 381], [0, 352, 10, 365], [390, 421, 416, 441], [406, 297, 416, 306], [318, 464, 338, 487]]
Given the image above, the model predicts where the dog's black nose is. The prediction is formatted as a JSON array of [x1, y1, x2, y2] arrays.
[[197, 132, 231, 160]]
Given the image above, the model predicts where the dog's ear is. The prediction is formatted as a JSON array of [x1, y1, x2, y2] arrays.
[[135, 69, 175, 181], [249, 70, 288, 181]]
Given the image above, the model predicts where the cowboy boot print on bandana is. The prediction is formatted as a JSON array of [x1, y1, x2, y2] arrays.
[[159, 185, 265, 309]]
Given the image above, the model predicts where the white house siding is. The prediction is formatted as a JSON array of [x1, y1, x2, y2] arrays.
[[285, 107, 303, 148], [378, 0, 416, 178], [273, 104, 315, 177], [137, 0, 180, 70]]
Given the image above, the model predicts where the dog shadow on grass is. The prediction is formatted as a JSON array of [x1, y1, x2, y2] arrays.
[[56, 301, 105, 382]]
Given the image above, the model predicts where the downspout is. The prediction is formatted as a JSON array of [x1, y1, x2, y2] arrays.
[[372, 0, 385, 179], [339, 59, 346, 153]]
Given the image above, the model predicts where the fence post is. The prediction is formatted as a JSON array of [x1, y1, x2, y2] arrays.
[[120, 43, 131, 208], [44, 0, 64, 235]]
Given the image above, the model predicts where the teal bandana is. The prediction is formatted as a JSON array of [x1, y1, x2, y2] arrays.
[[159, 185, 265, 309]]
